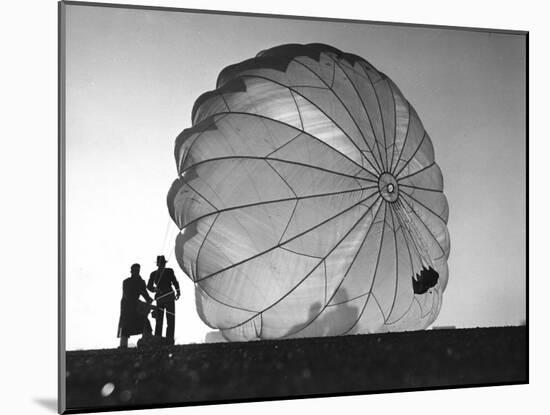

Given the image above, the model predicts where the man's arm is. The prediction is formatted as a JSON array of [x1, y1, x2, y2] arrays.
[[139, 281, 153, 303], [146, 272, 156, 293], [171, 270, 181, 300]]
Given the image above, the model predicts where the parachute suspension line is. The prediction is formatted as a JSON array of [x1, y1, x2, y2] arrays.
[[154, 289, 178, 303], [149, 303, 176, 318], [159, 213, 180, 265], [391, 203, 429, 284], [165, 225, 178, 264], [153, 304, 176, 317], [390, 203, 419, 260], [396, 203, 423, 257], [393, 199, 434, 270], [160, 216, 173, 258]]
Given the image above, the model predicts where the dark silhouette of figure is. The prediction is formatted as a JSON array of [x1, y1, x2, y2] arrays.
[[117, 263, 153, 348], [287, 288, 359, 338], [147, 255, 180, 344], [412, 266, 439, 294]]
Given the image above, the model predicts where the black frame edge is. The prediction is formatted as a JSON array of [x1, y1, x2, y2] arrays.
[[57, 1, 530, 413], [525, 31, 529, 384], [58, 1, 67, 414], [60, 0, 528, 36]]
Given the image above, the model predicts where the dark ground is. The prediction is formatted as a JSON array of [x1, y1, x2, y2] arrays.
[[65, 326, 527, 413]]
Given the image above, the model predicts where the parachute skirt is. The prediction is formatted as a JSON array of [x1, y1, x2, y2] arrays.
[[167, 43, 451, 341]]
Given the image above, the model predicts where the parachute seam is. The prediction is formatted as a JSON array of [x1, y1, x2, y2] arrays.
[[394, 199, 431, 265], [384, 206, 424, 325], [402, 203, 434, 269], [329, 57, 336, 89], [399, 183, 443, 194], [388, 81, 399, 170], [241, 159, 279, 237], [391, 202, 422, 273], [265, 159, 298, 197], [287, 84, 330, 90], [237, 74, 381, 176], [384, 205, 401, 323], [394, 132, 427, 179], [265, 132, 303, 158], [221, 195, 383, 332], [311, 54, 386, 173], [179, 177, 219, 211], [323, 261, 327, 306], [400, 190, 448, 224], [195, 213, 220, 282], [189, 110, 376, 180], [342, 202, 388, 335], [328, 292, 367, 307], [389, 291, 419, 326], [279, 246, 323, 260], [391, 203, 418, 266], [417, 293, 433, 318], [181, 156, 377, 185], [390, 100, 413, 175], [293, 59, 385, 174], [277, 199, 299, 245], [399, 196, 446, 261], [219, 94, 231, 115], [421, 296, 433, 318], [370, 293, 386, 322], [178, 185, 378, 231], [367, 74, 390, 171], [397, 161, 436, 182], [196, 284, 259, 313], [414, 297, 425, 317], [340, 59, 374, 83], [333, 62, 388, 175], [289, 90, 305, 130], [332, 58, 389, 173], [265, 197, 386, 338], [178, 114, 228, 173], [195, 191, 380, 283]]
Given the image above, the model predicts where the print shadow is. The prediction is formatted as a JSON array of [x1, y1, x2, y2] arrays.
[[33, 398, 57, 412], [288, 288, 359, 337]]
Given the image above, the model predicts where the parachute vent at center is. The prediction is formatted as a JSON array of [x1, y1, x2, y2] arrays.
[[167, 43, 451, 341]]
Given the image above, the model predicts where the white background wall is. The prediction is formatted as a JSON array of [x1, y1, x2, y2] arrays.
[[0, 0, 544, 414]]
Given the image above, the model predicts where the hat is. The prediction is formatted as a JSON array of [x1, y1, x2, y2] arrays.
[[156, 255, 167, 264]]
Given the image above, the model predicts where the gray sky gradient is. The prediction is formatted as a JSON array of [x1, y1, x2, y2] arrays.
[[65, 4, 526, 350]]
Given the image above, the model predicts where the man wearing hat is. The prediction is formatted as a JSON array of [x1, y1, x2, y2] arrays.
[[147, 255, 180, 344]]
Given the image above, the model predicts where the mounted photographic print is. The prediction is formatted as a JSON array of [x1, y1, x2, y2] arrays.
[[58, 1, 528, 413]]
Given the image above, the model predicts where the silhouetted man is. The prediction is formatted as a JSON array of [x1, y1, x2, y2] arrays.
[[117, 263, 153, 348], [147, 255, 180, 344]]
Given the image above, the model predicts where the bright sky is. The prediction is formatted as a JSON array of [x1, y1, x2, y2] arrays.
[[64, 4, 526, 350]]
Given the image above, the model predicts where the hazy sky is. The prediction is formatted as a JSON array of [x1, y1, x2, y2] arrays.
[[64, 3, 526, 350]]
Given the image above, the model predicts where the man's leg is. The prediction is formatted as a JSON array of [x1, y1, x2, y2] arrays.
[[119, 335, 128, 348], [166, 301, 175, 343], [143, 317, 152, 335], [155, 305, 164, 337]]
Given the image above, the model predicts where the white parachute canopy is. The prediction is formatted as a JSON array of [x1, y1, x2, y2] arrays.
[[167, 44, 450, 341]]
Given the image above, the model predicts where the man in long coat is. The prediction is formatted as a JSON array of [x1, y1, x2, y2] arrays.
[[147, 255, 180, 345], [117, 263, 153, 348]]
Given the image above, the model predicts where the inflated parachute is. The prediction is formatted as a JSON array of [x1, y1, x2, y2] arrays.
[[168, 44, 450, 341]]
